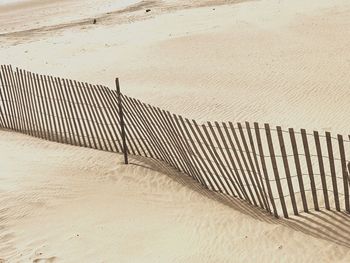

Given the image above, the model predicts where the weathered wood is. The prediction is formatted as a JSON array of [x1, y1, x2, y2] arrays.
[[178, 115, 214, 190], [237, 123, 265, 208], [63, 79, 84, 147], [254, 123, 278, 217], [15, 69, 31, 135], [314, 131, 330, 210], [338, 135, 350, 213], [210, 122, 243, 198], [277, 126, 298, 215], [187, 119, 223, 192], [0, 66, 10, 128], [301, 129, 319, 211], [289, 128, 308, 213], [228, 122, 257, 206], [326, 132, 340, 211], [119, 94, 150, 156], [265, 124, 288, 218], [2, 66, 19, 131], [245, 122, 270, 212], [222, 122, 251, 203], [122, 95, 161, 159], [44, 75, 59, 142], [171, 114, 207, 186], [203, 122, 236, 197], [8, 66, 25, 132]]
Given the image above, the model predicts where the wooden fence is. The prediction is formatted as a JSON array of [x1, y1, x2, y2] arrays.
[[0, 65, 349, 219]]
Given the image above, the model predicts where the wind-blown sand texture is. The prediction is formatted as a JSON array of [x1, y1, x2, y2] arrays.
[[1, 0, 350, 262]]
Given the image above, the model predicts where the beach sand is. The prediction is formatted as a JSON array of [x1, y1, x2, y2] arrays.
[[1, 0, 350, 262]]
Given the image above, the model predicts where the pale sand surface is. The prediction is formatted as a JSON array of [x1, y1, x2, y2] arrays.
[[1, 0, 350, 262], [1, 130, 350, 262]]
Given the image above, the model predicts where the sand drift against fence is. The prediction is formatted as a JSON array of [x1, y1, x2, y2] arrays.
[[0, 65, 349, 219]]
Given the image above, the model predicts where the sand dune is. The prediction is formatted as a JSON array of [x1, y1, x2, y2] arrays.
[[1, 130, 350, 262], [1, 0, 350, 261]]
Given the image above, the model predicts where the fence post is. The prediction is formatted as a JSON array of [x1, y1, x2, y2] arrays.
[[116, 78, 128, 164]]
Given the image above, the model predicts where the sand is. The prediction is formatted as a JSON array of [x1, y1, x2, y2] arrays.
[[1, 0, 350, 262]]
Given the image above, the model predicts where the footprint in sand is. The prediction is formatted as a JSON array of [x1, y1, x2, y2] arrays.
[[33, 256, 57, 263]]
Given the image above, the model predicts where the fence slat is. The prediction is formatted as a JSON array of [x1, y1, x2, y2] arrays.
[[178, 116, 214, 190], [8, 66, 25, 132], [172, 114, 207, 186], [0, 67, 10, 128], [204, 122, 236, 197], [2, 66, 19, 131], [229, 122, 258, 206], [338, 135, 350, 213], [15, 69, 31, 135], [245, 122, 270, 212], [326, 132, 340, 211], [301, 129, 319, 211], [237, 122, 265, 209], [254, 122, 278, 217], [265, 124, 288, 218], [314, 131, 330, 210], [277, 126, 298, 215], [289, 128, 308, 213], [210, 122, 243, 198]]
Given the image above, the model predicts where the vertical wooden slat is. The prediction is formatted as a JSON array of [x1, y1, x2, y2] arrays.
[[289, 128, 308, 213], [245, 122, 270, 212], [127, 97, 171, 163], [54, 77, 74, 144], [265, 124, 288, 218], [254, 122, 278, 217], [314, 131, 330, 210], [0, 66, 11, 128], [75, 81, 99, 149], [228, 122, 258, 206], [94, 85, 122, 153], [79, 82, 105, 149], [193, 120, 231, 194], [61, 78, 82, 146], [8, 66, 25, 132], [178, 115, 214, 190], [2, 66, 19, 131], [26, 72, 41, 137], [98, 87, 125, 153], [13, 68, 30, 134], [39, 75, 53, 140], [132, 98, 176, 165], [122, 95, 161, 159], [88, 84, 114, 151], [222, 122, 252, 203], [119, 95, 150, 156], [20, 70, 36, 137], [107, 91, 135, 154], [237, 123, 265, 208], [326, 132, 340, 211], [203, 122, 236, 197], [34, 73, 48, 139], [149, 105, 188, 172], [277, 126, 298, 215], [301, 129, 319, 211], [187, 119, 223, 192], [338, 135, 350, 213], [172, 114, 207, 186], [64, 79, 85, 147], [68, 79, 88, 147], [14, 69, 30, 135], [49, 75, 67, 143], [43, 75, 59, 141], [32, 73, 47, 138], [209, 122, 243, 198], [159, 107, 203, 179]]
